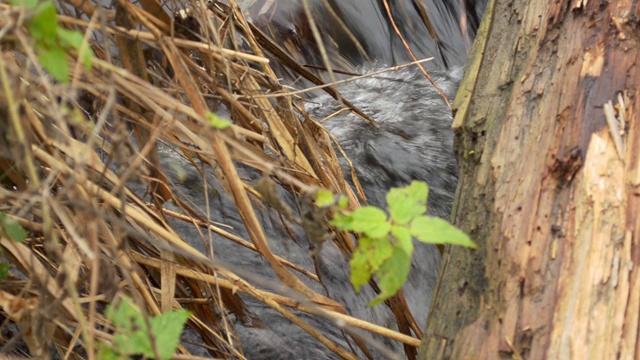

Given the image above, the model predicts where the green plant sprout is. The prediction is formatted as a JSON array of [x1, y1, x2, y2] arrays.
[[10, 0, 93, 82], [206, 112, 232, 130], [0, 212, 27, 244], [0, 212, 27, 279], [100, 297, 191, 360], [317, 181, 475, 306]]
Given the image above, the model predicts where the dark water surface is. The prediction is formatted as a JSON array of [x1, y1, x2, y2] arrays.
[[247, 0, 485, 69], [152, 65, 461, 359], [161, 0, 485, 358], [150, 1, 486, 358], [26, 0, 486, 358]]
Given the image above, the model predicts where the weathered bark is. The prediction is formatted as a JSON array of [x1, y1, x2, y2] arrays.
[[420, 0, 640, 358]]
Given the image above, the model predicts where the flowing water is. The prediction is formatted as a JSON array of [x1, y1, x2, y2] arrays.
[[0, 0, 486, 357], [27, 0, 485, 358], [155, 64, 462, 359], [246, 0, 485, 69], [152, 1, 486, 357]]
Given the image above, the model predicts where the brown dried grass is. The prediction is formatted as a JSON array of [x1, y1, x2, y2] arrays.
[[0, 0, 425, 358]]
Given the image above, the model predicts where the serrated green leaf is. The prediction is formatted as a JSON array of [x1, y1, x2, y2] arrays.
[[106, 298, 147, 331], [39, 47, 69, 82], [348, 206, 390, 238], [107, 299, 152, 357], [315, 189, 335, 207], [337, 195, 349, 209], [390, 225, 413, 254], [28, 1, 58, 44], [330, 212, 353, 229], [410, 216, 476, 248], [0, 213, 27, 242], [350, 236, 393, 292], [363, 220, 391, 239], [113, 332, 151, 357], [387, 181, 428, 225], [349, 247, 373, 292], [149, 310, 191, 359], [206, 112, 232, 130], [370, 247, 412, 306], [407, 180, 428, 200], [351, 206, 387, 223], [106, 298, 189, 359]]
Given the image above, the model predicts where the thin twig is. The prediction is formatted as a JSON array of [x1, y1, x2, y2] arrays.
[[382, 0, 451, 108]]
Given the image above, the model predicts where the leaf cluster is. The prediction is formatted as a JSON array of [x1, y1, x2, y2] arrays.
[[101, 297, 191, 360], [10, 0, 92, 82], [325, 181, 475, 306]]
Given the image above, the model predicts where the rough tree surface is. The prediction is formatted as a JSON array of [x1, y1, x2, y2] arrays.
[[420, 0, 639, 358]]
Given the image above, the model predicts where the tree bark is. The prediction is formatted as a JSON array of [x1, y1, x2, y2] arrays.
[[420, 0, 640, 358]]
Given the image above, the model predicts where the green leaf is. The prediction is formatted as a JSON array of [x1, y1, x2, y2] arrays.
[[56, 28, 83, 49], [38, 46, 69, 82], [349, 206, 390, 238], [28, 1, 58, 44], [0, 213, 28, 242], [370, 247, 412, 306], [337, 195, 349, 210], [106, 298, 147, 331], [0, 263, 9, 280], [106, 298, 190, 359], [350, 236, 393, 292], [57, 28, 93, 69], [390, 225, 413, 254], [330, 212, 353, 229], [9, 0, 39, 8], [206, 112, 232, 130], [406, 180, 429, 200], [113, 329, 154, 358], [149, 310, 191, 359], [366, 220, 391, 239], [107, 299, 153, 357], [387, 181, 428, 225], [97, 344, 119, 360], [80, 48, 93, 70], [410, 216, 476, 248], [315, 189, 335, 207]]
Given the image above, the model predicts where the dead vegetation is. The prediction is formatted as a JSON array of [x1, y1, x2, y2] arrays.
[[0, 0, 433, 358]]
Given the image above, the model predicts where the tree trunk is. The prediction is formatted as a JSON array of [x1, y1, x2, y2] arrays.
[[420, 0, 640, 358]]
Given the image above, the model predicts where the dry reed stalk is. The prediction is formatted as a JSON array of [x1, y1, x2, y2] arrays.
[[0, 1, 426, 358]]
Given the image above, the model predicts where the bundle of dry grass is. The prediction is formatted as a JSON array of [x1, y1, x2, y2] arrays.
[[0, 0, 428, 358]]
